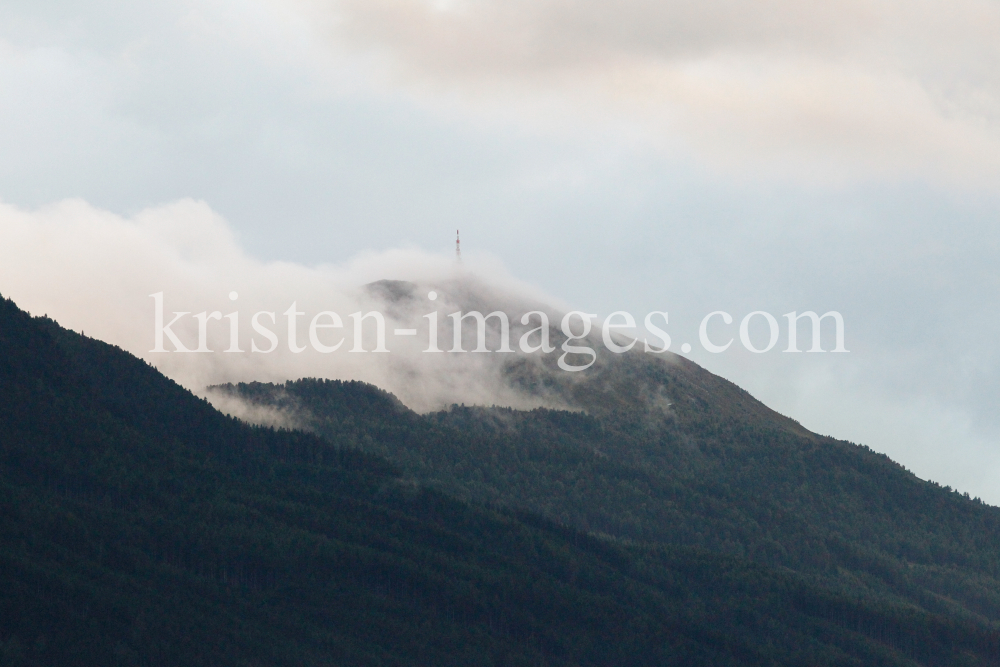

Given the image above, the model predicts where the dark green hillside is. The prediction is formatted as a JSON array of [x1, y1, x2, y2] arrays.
[[3, 293, 1000, 665], [217, 368, 1000, 629]]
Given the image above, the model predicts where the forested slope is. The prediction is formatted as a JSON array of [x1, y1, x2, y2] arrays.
[[2, 293, 999, 665], [217, 369, 1000, 631]]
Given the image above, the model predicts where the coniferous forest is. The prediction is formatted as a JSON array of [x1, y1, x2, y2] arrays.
[[2, 292, 1000, 665]]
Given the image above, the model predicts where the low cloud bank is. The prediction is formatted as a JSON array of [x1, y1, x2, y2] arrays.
[[0, 197, 588, 412]]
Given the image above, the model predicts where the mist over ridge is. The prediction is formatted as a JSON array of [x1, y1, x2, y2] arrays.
[[4, 194, 1000, 504], [5, 274, 1000, 666], [1, 196, 683, 414]]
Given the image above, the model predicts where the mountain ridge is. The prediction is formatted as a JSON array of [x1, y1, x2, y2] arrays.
[[212, 366, 1000, 627], [3, 291, 1000, 664]]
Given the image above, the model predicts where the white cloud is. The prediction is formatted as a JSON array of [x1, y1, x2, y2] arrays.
[[0, 197, 570, 413]]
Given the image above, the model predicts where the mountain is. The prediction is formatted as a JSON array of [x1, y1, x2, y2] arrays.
[[2, 291, 1000, 665], [213, 345, 1000, 631]]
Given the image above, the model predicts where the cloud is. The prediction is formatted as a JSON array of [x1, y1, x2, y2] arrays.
[[0, 197, 575, 413], [289, 0, 1000, 184]]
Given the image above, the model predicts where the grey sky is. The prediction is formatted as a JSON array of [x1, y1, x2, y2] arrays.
[[2, 0, 1000, 501]]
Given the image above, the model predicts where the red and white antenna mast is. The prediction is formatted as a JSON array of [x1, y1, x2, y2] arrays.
[[456, 229, 461, 262]]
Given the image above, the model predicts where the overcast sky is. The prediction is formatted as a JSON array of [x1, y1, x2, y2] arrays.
[[2, 0, 1000, 501]]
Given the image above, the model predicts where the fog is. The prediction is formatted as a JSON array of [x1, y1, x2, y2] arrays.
[[0, 197, 584, 413]]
